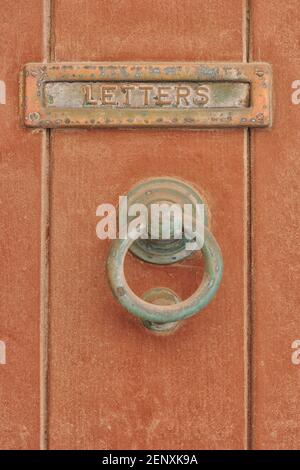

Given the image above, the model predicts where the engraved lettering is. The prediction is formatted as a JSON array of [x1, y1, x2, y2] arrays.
[[156, 86, 172, 106], [176, 86, 190, 105], [122, 86, 134, 106], [48, 81, 249, 111], [194, 85, 210, 106], [83, 84, 97, 105], [102, 86, 116, 105], [139, 86, 153, 106]]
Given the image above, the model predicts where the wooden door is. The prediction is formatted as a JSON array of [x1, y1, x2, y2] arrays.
[[0, 0, 299, 450]]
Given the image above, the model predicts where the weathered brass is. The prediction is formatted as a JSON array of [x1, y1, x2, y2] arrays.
[[107, 217, 223, 331], [107, 177, 223, 332], [44, 81, 250, 109], [20, 62, 272, 128], [141, 288, 181, 333], [126, 177, 208, 265]]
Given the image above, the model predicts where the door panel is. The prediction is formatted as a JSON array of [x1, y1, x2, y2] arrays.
[[53, 0, 243, 62], [0, 0, 43, 449], [48, 0, 246, 449], [1, 0, 299, 451], [251, 0, 300, 449]]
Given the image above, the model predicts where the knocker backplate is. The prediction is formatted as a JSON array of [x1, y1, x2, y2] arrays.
[[126, 177, 208, 265]]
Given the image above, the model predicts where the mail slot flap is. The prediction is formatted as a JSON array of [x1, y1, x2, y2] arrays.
[[20, 62, 272, 128]]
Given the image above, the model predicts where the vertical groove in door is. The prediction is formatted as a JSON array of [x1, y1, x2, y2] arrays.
[[243, 0, 253, 450], [40, 0, 53, 451]]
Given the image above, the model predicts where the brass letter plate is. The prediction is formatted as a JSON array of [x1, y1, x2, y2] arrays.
[[21, 62, 272, 128]]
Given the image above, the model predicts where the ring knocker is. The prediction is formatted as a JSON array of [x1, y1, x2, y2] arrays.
[[106, 177, 223, 333]]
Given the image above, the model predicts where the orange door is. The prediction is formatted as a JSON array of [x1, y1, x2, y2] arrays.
[[0, 0, 299, 450]]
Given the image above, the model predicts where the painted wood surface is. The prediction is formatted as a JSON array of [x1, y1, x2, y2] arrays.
[[251, 0, 300, 449], [0, 0, 43, 449], [48, 0, 246, 449], [1, 0, 299, 450]]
